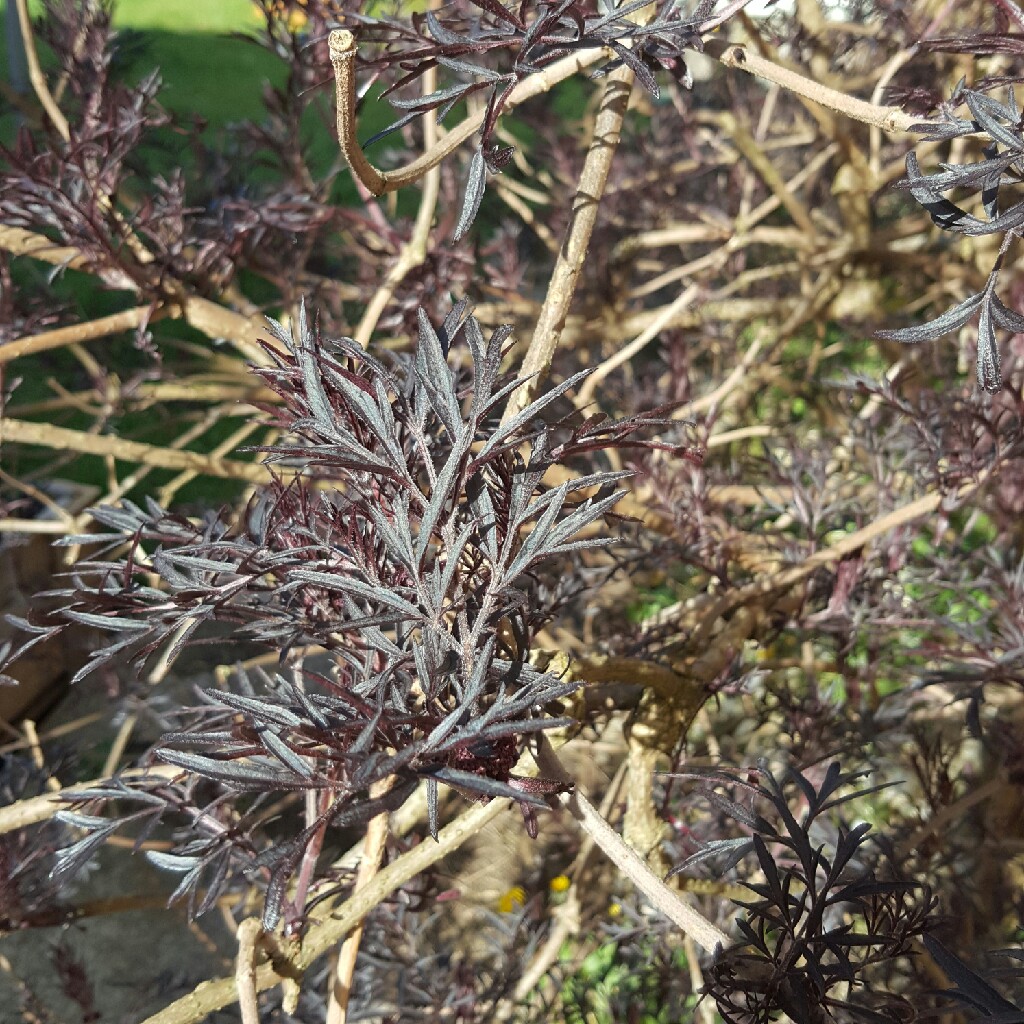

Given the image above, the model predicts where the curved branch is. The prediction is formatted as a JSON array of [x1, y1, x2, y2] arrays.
[[329, 29, 607, 197], [353, 35, 443, 347]]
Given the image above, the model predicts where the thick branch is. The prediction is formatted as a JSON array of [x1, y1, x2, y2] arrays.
[[502, 64, 634, 423]]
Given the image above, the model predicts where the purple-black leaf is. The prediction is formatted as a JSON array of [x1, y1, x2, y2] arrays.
[[454, 147, 488, 243]]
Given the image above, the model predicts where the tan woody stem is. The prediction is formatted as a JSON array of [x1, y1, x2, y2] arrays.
[[705, 38, 927, 135], [329, 29, 607, 197]]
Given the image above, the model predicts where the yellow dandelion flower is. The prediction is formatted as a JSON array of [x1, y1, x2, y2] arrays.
[[497, 886, 526, 914]]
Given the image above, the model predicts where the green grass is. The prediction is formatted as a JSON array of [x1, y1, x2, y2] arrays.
[[2, 0, 404, 193], [9, 0, 257, 28], [124, 29, 282, 127], [626, 583, 678, 625], [559, 938, 704, 1024], [2, 0, 280, 127], [113, 0, 258, 33]]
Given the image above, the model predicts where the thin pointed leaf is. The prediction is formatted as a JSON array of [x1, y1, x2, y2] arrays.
[[260, 729, 314, 779], [876, 291, 984, 343], [454, 147, 488, 243], [415, 308, 461, 434], [992, 294, 1024, 333], [156, 749, 313, 791], [289, 570, 422, 620], [416, 430, 473, 565], [478, 369, 593, 459], [978, 296, 1002, 391], [965, 91, 1024, 152]]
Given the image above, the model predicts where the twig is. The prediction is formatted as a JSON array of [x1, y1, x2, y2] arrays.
[[720, 111, 816, 236], [735, 141, 840, 234], [0, 713, 104, 755], [329, 30, 606, 197], [0, 227, 273, 364], [895, 776, 1003, 860], [0, 225, 88, 271], [533, 736, 729, 952], [157, 420, 266, 509], [0, 306, 161, 365], [102, 715, 140, 781], [672, 333, 765, 420], [0, 764, 183, 835], [612, 223, 732, 264], [706, 424, 773, 447], [700, 0, 756, 32], [236, 918, 263, 1024], [22, 720, 61, 793], [509, 759, 628, 1006], [97, 406, 220, 497], [663, 471, 991, 649], [0, 519, 71, 534], [0, 418, 270, 484], [705, 38, 927, 134], [325, 780, 393, 1024], [684, 934, 717, 1024], [491, 176, 559, 253], [4, 14, 161, 275], [0, 467, 76, 530], [0, 892, 193, 935], [14, 0, 69, 141], [576, 284, 701, 408]]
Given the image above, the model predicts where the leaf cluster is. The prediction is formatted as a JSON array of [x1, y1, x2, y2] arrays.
[[881, 85, 1024, 391], [6, 300, 677, 927], [0, 0, 336, 310], [672, 763, 934, 1024], [349, 0, 716, 234]]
